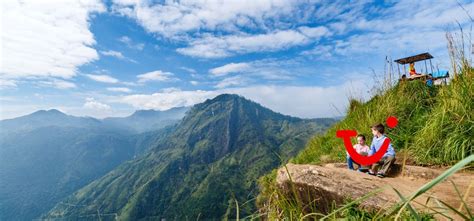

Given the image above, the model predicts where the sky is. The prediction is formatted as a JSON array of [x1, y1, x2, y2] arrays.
[[1, 0, 473, 120]]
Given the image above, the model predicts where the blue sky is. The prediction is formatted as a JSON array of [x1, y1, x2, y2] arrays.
[[1, 0, 473, 119]]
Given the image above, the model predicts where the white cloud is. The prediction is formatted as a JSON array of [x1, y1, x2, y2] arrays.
[[298, 26, 331, 39], [137, 70, 176, 83], [109, 0, 342, 58], [118, 36, 144, 50], [215, 76, 247, 89], [180, 67, 197, 74], [301, 45, 333, 59], [113, 80, 370, 118], [100, 50, 137, 63], [208, 59, 296, 88], [116, 89, 216, 111], [38, 79, 77, 89], [0, 79, 17, 89], [107, 87, 132, 93], [160, 87, 181, 93], [329, 22, 347, 34], [100, 50, 125, 59], [176, 30, 311, 58], [111, 0, 297, 37], [190, 81, 199, 85], [83, 97, 111, 110], [1, 0, 105, 79], [209, 62, 251, 76], [54, 81, 77, 89], [110, 0, 472, 62], [121, 81, 139, 86], [85, 74, 120, 84]]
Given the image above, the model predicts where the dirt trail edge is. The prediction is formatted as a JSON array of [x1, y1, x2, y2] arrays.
[[276, 163, 473, 219]]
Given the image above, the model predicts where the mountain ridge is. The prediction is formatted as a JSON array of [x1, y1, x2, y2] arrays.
[[0, 107, 188, 220], [44, 94, 336, 220], [1, 107, 189, 135]]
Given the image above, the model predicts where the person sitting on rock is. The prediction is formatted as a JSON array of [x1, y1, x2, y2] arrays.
[[347, 134, 370, 171], [368, 123, 396, 178]]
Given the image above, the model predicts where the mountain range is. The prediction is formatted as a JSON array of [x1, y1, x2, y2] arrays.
[[0, 107, 187, 221], [44, 94, 336, 220], [0, 94, 336, 220]]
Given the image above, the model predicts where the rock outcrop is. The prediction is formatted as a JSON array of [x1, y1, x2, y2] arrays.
[[276, 163, 473, 218]]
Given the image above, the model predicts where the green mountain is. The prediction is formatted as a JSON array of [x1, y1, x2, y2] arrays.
[[0, 109, 186, 221], [44, 94, 336, 220]]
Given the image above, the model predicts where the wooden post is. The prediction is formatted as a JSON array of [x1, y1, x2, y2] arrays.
[[390, 58, 393, 84], [429, 59, 434, 74], [424, 60, 428, 74], [389, 61, 392, 85], [397, 63, 401, 78]]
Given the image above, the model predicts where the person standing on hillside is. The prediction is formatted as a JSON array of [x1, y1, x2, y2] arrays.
[[368, 123, 396, 178]]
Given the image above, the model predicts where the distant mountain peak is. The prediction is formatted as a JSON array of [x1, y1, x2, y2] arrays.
[[213, 93, 241, 100], [207, 93, 246, 104], [130, 106, 188, 118], [199, 94, 250, 107], [130, 109, 159, 117], [194, 93, 285, 119], [31, 109, 66, 117]]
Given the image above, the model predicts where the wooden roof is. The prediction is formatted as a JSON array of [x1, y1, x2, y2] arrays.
[[394, 52, 433, 64]]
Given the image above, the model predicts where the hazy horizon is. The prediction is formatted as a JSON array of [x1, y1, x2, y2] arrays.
[[1, 94, 346, 121]]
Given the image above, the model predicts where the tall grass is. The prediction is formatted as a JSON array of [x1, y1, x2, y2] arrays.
[[410, 27, 474, 165], [412, 68, 473, 165]]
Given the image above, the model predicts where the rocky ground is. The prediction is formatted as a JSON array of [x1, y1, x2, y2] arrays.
[[276, 163, 473, 220]]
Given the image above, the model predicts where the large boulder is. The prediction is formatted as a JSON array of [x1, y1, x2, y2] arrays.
[[276, 163, 473, 217]]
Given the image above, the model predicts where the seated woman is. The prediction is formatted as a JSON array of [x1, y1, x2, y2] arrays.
[[409, 62, 417, 76], [347, 134, 370, 171]]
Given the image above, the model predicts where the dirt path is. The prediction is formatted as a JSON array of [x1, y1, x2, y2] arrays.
[[276, 163, 473, 220]]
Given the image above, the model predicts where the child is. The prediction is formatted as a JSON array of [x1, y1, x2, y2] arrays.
[[368, 123, 396, 178], [347, 134, 370, 171]]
